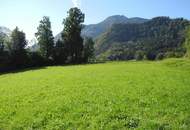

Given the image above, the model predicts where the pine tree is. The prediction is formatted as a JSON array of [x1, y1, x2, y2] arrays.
[[53, 40, 67, 64], [35, 16, 54, 60], [7, 27, 27, 66], [185, 26, 190, 58], [62, 7, 85, 63], [83, 37, 95, 62], [0, 35, 4, 53]]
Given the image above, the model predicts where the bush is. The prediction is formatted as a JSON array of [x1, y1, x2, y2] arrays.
[[165, 52, 175, 58], [146, 51, 156, 60], [135, 51, 144, 61], [0, 51, 9, 65], [175, 52, 185, 58], [27, 52, 46, 67], [185, 27, 190, 58], [156, 53, 164, 60]]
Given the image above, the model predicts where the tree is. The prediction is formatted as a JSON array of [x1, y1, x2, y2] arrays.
[[83, 37, 95, 62], [0, 35, 5, 64], [35, 16, 54, 60], [7, 27, 27, 66], [0, 35, 4, 54], [53, 40, 67, 64], [62, 7, 85, 63], [185, 26, 190, 58]]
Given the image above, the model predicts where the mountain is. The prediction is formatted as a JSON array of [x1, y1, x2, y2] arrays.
[[95, 17, 190, 60], [28, 38, 39, 52], [82, 15, 148, 38], [55, 15, 149, 41], [54, 33, 62, 42]]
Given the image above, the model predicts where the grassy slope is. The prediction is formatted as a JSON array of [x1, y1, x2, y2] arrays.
[[0, 59, 190, 130]]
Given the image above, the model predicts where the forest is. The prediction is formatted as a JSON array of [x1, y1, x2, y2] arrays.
[[0, 8, 94, 72]]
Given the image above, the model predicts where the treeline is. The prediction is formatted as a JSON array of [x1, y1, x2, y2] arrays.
[[0, 8, 95, 72], [96, 17, 190, 61], [185, 27, 190, 58]]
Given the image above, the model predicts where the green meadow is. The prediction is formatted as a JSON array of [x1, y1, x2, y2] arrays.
[[0, 59, 190, 130]]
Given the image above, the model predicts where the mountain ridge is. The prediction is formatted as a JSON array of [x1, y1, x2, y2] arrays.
[[55, 15, 149, 41], [95, 17, 190, 60]]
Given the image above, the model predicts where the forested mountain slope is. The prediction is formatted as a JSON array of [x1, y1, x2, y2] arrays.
[[95, 17, 190, 60]]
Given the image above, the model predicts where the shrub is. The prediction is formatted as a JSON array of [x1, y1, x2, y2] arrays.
[[135, 51, 144, 61], [27, 52, 46, 67], [156, 53, 164, 60]]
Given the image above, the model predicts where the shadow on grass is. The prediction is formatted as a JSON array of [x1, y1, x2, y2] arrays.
[[0, 61, 106, 75], [0, 66, 47, 75]]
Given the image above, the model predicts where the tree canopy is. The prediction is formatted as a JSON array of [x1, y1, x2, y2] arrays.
[[62, 7, 85, 63], [35, 16, 54, 59], [83, 37, 95, 62], [185, 26, 190, 58], [6, 27, 27, 66]]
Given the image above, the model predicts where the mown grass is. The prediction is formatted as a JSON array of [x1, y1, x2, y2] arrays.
[[0, 58, 190, 130]]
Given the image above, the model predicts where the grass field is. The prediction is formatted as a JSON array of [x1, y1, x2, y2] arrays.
[[0, 59, 190, 130]]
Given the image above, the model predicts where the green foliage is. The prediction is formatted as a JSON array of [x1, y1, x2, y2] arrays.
[[156, 53, 165, 60], [96, 17, 190, 60], [0, 35, 4, 53], [53, 40, 67, 64], [27, 51, 46, 67], [0, 59, 190, 129], [7, 27, 27, 53], [0, 36, 10, 67], [0, 35, 6, 64], [62, 7, 85, 63], [35, 16, 54, 59], [6, 27, 28, 66], [135, 50, 145, 61], [0, 8, 95, 71], [83, 37, 95, 62], [185, 26, 190, 58]]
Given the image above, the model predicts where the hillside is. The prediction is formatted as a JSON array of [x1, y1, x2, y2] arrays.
[[95, 17, 190, 60], [55, 15, 148, 41], [81, 15, 148, 38], [0, 59, 190, 129]]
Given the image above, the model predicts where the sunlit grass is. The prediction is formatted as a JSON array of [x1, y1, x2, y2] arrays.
[[0, 58, 190, 129]]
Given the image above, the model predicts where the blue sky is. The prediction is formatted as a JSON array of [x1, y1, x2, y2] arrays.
[[0, 0, 190, 41]]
